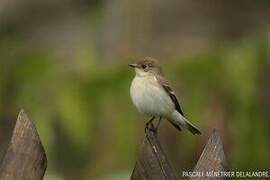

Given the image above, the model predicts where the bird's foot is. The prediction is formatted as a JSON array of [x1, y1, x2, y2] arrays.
[[145, 121, 157, 133]]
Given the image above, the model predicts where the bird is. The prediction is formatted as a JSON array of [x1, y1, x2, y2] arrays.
[[129, 57, 201, 135]]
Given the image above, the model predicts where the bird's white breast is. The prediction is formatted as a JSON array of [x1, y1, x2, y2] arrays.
[[130, 75, 174, 117]]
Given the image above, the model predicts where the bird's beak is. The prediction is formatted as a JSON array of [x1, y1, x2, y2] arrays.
[[128, 63, 138, 68]]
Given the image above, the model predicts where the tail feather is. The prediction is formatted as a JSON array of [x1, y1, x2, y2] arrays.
[[170, 111, 201, 135], [184, 119, 201, 135], [168, 120, 182, 132]]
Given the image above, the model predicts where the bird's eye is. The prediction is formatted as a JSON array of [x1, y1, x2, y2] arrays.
[[142, 65, 147, 69]]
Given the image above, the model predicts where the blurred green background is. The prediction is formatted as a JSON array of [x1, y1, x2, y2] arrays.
[[0, 0, 270, 179]]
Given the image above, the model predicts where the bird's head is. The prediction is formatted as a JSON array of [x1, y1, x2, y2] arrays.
[[129, 57, 162, 77]]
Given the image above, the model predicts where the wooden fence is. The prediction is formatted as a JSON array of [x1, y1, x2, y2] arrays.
[[0, 110, 47, 180], [0, 110, 229, 180], [131, 126, 229, 180]]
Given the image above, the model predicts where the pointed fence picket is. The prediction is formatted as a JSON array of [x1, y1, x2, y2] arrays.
[[0, 110, 228, 180]]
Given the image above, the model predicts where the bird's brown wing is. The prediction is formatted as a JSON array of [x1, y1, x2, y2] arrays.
[[156, 75, 185, 132], [156, 75, 184, 116]]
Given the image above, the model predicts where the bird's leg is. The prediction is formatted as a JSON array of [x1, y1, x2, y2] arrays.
[[145, 116, 156, 132], [154, 117, 162, 131]]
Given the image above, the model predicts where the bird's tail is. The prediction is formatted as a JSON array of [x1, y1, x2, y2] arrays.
[[170, 110, 201, 135]]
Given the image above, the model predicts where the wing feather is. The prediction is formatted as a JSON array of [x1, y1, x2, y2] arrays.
[[156, 75, 185, 116]]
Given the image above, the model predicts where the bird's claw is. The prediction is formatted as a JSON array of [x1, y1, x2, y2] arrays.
[[145, 121, 157, 133]]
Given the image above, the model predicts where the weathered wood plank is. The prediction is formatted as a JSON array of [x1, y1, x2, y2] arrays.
[[0, 110, 47, 180], [131, 124, 177, 180], [191, 129, 229, 180]]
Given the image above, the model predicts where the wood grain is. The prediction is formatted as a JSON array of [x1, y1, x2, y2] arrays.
[[131, 124, 177, 180], [0, 110, 47, 180], [191, 129, 230, 180]]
